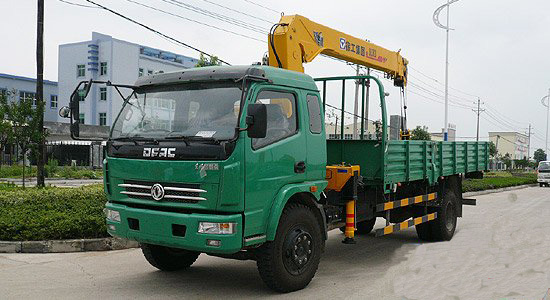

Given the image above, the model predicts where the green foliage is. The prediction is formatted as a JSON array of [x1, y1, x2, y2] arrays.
[[195, 53, 220, 67], [45, 158, 59, 177], [0, 185, 108, 241], [489, 141, 497, 157], [462, 173, 537, 192], [514, 157, 529, 169], [502, 153, 512, 169], [410, 126, 431, 140], [534, 148, 547, 163]]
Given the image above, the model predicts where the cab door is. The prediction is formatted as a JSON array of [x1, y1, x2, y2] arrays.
[[243, 86, 307, 237]]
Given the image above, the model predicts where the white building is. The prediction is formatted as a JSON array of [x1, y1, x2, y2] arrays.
[[489, 131, 529, 160], [0, 73, 58, 122], [57, 32, 198, 126]]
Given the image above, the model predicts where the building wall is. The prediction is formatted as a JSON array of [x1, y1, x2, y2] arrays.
[[0, 74, 58, 122], [489, 132, 528, 160], [58, 32, 198, 126]]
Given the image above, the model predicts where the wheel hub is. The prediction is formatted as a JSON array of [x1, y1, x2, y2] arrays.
[[283, 228, 313, 275]]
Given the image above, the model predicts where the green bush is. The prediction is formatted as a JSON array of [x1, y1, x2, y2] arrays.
[[0, 185, 108, 241], [462, 174, 537, 192]]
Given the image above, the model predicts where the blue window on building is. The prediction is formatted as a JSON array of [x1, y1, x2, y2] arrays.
[[77, 64, 85, 77], [50, 95, 58, 109], [99, 112, 107, 126], [99, 87, 107, 101], [100, 62, 108, 76]]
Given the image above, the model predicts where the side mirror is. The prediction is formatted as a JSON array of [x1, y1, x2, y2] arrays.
[[58, 106, 71, 118], [246, 103, 267, 139]]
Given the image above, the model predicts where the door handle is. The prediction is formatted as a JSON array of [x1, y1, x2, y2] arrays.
[[294, 161, 306, 173]]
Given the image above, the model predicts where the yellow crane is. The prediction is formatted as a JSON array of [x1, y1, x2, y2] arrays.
[[267, 14, 408, 87]]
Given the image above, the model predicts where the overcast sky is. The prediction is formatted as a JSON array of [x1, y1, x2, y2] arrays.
[[2, 0, 549, 154]]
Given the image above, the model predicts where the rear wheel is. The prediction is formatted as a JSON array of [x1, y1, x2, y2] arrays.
[[141, 243, 200, 271], [416, 191, 457, 241], [256, 204, 323, 293]]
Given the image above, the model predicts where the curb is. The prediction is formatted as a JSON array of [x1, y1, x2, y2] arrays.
[[463, 183, 537, 197], [0, 237, 139, 254]]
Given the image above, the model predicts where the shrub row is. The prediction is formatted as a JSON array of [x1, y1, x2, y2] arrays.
[[0, 164, 102, 179], [0, 185, 108, 241], [462, 174, 537, 192]]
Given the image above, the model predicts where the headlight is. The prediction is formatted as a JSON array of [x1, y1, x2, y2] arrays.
[[198, 222, 236, 234], [105, 209, 121, 222]]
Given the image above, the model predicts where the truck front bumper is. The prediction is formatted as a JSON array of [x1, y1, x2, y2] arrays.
[[105, 202, 243, 254], [538, 178, 550, 184]]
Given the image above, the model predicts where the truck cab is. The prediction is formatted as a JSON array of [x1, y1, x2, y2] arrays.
[[100, 65, 327, 254]]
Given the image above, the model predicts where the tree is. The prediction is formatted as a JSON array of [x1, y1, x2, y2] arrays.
[[514, 156, 529, 169], [489, 141, 497, 157], [411, 126, 431, 140], [3, 93, 44, 187], [195, 53, 220, 67], [534, 148, 547, 164]]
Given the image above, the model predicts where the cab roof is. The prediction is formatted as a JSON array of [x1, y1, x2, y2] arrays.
[[133, 65, 318, 91]]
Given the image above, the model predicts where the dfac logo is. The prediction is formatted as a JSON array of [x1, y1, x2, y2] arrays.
[[151, 183, 165, 201], [339, 38, 346, 50], [143, 147, 176, 158]]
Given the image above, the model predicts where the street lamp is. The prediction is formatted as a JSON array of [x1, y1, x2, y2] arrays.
[[433, 0, 459, 141], [542, 91, 550, 153]]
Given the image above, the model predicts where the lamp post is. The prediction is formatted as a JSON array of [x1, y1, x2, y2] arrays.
[[433, 0, 459, 141], [542, 91, 550, 153]]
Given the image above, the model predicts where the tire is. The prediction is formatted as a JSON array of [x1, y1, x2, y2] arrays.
[[256, 203, 324, 293], [540, 183, 544, 187], [415, 192, 458, 241], [141, 243, 200, 271]]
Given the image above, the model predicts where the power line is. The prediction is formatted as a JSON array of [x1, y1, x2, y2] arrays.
[[200, 0, 273, 24], [125, 0, 265, 43], [85, 0, 231, 64], [58, 0, 98, 8], [160, 0, 269, 34], [243, 0, 280, 14]]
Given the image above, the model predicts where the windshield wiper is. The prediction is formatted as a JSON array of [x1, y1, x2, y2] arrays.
[[164, 135, 220, 145], [111, 136, 158, 145]]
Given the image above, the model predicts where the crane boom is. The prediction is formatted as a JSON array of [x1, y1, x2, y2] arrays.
[[268, 15, 408, 87]]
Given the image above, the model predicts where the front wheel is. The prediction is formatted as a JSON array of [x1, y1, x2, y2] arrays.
[[540, 183, 544, 187], [256, 203, 324, 293], [141, 243, 200, 271]]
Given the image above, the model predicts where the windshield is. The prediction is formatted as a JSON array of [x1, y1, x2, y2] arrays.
[[539, 162, 550, 171], [111, 82, 242, 140]]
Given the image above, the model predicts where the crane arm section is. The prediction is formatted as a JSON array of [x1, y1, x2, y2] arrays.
[[268, 15, 408, 87]]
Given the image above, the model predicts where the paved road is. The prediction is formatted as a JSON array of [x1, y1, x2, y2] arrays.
[[0, 178, 102, 187], [2, 187, 550, 299]]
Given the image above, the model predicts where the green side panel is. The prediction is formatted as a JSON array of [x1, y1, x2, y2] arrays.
[[326, 140, 383, 184], [327, 140, 489, 190]]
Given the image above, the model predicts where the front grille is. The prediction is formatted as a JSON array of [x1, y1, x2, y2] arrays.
[[118, 180, 207, 203]]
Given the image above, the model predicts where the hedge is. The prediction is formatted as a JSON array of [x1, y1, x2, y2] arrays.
[[0, 185, 108, 241], [462, 173, 537, 192]]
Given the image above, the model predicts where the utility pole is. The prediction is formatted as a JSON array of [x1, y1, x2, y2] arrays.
[[36, 0, 45, 187], [352, 65, 360, 139], [527, 124, 531, 160], [433, 0, 459, 141], [472, 97, 485, 142]]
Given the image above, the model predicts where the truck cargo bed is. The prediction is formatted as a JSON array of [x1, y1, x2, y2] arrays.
[[327, 139, 489, 190]]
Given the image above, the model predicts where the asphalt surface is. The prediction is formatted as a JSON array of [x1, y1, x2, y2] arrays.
[[0, 178, 102, 187], [2, 187, 550, 299]]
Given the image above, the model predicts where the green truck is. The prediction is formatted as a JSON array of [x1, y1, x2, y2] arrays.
[[61, 65, 488, 292]]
